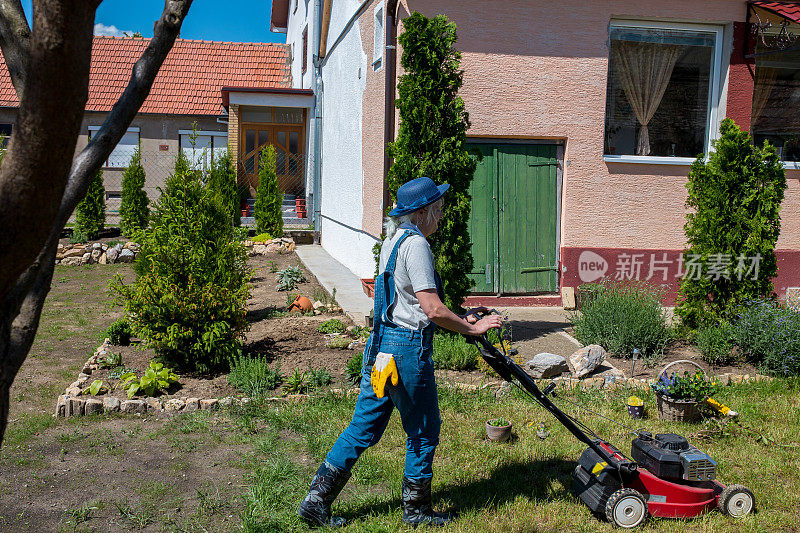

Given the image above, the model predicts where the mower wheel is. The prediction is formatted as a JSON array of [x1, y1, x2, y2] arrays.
[[718, 484, 755, 518], [605, 488, 648, 528]]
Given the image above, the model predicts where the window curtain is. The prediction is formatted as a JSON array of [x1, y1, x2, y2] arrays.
[[751, 65, 779, 126], [612, 40, 682, 156]]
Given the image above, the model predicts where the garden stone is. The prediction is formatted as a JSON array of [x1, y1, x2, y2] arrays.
[[582, 377, 605, 389], [253, 244, 268, 255], [103, 397, 121, 413], [57, 244, 65, 253], [84, 399, 103, 415], [61, 247, 85, 259], [55, 395, 66, 418], [92, 242, 102, 250], [82, 252, 92, 264], [91, 249, 102, 262], [717, 373, 732, 386], [313, 300, 324, 310], [101, 243, 108, 251], [121, 399, 146, 414], [570, 345, 606, 378], [117, 249, 135, 263], [68, 397, 85, 417], [81, 365, 92, 375], [243, 240, 253, 247], [265, 242, 282, 253], [525, 353, 569, 379], [146, 397, 163, 413], [200, 398, 219, 411], [98, 253, 108, 264], [165, 399, 185, 412], [219, 397, 234, 408], [60, 257, 83, 266], [65, 386, 81, 398], [124, 242, 139, 251], [106, 247, 119, 263], [77, 373, 90, 386], [185, 398, 200, 412]]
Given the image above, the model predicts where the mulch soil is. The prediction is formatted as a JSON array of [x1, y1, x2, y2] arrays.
[[81, 249, 359, 402]]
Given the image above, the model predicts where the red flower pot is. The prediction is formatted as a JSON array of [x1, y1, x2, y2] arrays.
[[361, 278, 375, 299]]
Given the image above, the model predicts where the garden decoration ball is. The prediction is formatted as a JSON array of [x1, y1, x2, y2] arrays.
[[288, 295, 313, 313]]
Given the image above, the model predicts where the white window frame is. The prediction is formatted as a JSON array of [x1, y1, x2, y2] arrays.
[[178, 130, 228, 170], [602, 20, 724, 165], [373, 2, 385, 71], [88, 126, 140, 168]]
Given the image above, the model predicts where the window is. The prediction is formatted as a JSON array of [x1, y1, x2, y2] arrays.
[[604, 23, 722, 161], [0, 123, 11, 149], [373, 3, 384, 70], [88, 126, 140, 168], [179, 130, 228, 171], [302, 26, 308, 74]]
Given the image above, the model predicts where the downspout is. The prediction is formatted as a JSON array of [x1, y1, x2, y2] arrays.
[[312, 0, 327, 243], [382, 0, 399, 213]]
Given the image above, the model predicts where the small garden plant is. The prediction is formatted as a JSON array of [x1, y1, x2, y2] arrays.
[[276, 266, 305, 291], [487, 418, 510, 427], [252, 233, 273, 243], [346, 352, 363, 385], [651, 371, 717, 403], [120, 361, 179, 398], [105, 318, 131, 346], [432, 331, 478, 371], [228, 353, 283, 397], [74, 169, 106, 240], [570, 280, 670, 358], [318, 319, 346, 334], [284, 368, 311, 394]]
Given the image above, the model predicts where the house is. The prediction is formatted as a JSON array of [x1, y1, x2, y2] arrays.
[[274, 0, 800, 304], [0, 36, 314, 223]]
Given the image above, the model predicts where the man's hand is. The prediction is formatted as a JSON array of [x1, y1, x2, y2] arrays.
[[464, 306, 491, 324], [472, 314, 503, 335]]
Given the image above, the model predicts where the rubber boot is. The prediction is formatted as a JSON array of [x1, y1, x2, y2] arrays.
[[298, 461, 351, 527], [401, 476, 454, 527]]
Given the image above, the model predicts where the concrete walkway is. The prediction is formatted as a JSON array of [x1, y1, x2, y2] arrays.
[[295, 244, 374, 326]]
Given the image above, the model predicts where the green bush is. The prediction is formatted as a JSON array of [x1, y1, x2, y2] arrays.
[[432, 331, 478, 370], [387, 12, 477, 311], [276, 266, 305, 292], [112, 151, 250, 373], [120, 361, 179, 398], [254, 145, 283, 237], [228, 353, 283, 397], [696, 321, 737, 366], [731, 299, 800, 376], [106, 318, 132, 346], [119, 146, 149, 236], [252, 232, 273, 243], [570, 280, 670, 357], [677, 119, 787, 328], [69, 228, 88, 244], [308, 367, 333, 388], [284, 368, 311, 394], [74, 169, 105, 239], [208, 149, 240, 227]]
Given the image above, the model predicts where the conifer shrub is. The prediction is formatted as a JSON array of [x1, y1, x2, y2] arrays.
[[254, 144, 283, 237], [112, 151, 250, 373], [208, 149, 240, 227], [676, 119, 787, 328], [119, 146, 149, 236], [387, 12, 477, 311], [74, 169, 105, 239]]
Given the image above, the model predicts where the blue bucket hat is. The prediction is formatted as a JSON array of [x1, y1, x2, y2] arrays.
[[389, 177, 450, 217]]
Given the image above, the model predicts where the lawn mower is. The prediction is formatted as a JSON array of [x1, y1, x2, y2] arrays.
[[466, 330, 755, 528]]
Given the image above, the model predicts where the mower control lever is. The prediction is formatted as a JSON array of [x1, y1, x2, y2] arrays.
[[542, 382, 557, 397]]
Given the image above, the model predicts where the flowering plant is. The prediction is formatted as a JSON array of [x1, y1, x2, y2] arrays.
[[651, 371, 717, 403]]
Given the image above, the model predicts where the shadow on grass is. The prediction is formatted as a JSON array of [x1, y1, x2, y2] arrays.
[[247, 306, 287, 322], [345, 457, 575, 519]]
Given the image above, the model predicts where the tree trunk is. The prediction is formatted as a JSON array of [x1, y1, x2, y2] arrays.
[[0, 0, 193, 447]]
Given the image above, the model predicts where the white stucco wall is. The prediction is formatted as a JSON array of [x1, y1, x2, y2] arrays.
[[319, 0, 376, 278], [287, 0, 316, 89]]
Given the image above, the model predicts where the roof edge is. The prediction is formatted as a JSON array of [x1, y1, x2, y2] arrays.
[[221, 86, 314, 107]]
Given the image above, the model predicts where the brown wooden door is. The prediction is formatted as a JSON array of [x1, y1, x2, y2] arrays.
[[240, 125, 304, 195]]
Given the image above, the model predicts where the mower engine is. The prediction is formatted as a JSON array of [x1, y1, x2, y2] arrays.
[[631, 433, 716, 482]]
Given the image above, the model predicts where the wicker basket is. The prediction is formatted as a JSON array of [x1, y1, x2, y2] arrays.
[[654, 360, 706, 423]]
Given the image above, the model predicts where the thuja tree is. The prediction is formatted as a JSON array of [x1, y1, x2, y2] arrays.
[[208, 150, 240, 227], [676, 118, 787, 328], [254, 144, 283, 237], [387, 12, 477, 310], [113, 151, 250, 373], [74, 169, 105, 240], [119, 146, 149, 236]]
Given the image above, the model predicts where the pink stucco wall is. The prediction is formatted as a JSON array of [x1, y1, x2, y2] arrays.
[[391, 0, 798, 256]]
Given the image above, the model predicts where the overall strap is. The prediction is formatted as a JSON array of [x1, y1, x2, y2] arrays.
[[384, 229, 416, 274]]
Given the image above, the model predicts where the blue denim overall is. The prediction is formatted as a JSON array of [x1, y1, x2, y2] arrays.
[[326, 228, 443, 481]]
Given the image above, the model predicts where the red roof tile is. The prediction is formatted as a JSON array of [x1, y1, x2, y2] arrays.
[[752, 1, 800, 23], [0, 36, 291, 115]]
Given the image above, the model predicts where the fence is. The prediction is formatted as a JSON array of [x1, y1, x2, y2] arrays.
[[96, 149, 308, 226]]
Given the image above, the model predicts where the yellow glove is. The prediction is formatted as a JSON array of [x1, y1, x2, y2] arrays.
[[371, 352, 399, 399], [706, 398, 738, 417]]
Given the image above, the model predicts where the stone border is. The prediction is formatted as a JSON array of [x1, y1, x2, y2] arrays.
[[54, 339, 249, 418], [56, 241, 139, 266]]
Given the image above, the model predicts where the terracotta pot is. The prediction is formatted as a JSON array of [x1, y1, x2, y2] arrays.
[[287, 295, 313, 313], [361, 278, 375, 299], [486, 419, 512, 442]]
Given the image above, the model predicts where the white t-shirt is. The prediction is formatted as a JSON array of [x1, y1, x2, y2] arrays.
[[378, 223, 437, 330]]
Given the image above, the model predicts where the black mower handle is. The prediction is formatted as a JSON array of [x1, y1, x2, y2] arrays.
[[464, 329, 637, 478]]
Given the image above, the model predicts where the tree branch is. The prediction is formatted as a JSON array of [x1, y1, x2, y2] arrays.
[[0, 0, 30, 99]]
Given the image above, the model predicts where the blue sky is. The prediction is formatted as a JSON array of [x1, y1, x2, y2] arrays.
[[21, 0, 286, 43]]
